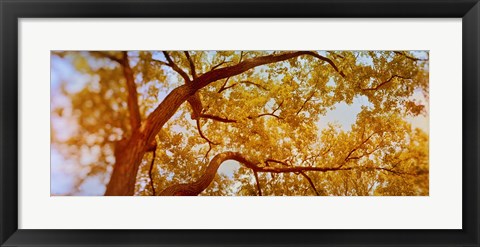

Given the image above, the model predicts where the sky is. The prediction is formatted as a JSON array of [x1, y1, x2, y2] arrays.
[[50, 51, 429, 195]]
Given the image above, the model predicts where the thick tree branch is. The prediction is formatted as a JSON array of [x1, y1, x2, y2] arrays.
[[163, 51, 191, 83], [266, 159, 320, 196], [200, 99, 282, 125], [328, 51, 345, 59], [142, 84, 193, 146], [211, 58, 227, 70], [377, 167, 417, 176], [158, 152, 249, 196], [199, 114, 237, 123], [90, 51, 122, 64], [362, 75, 411, 91], [248, 100, 284, 120], [151, 59, 169, 67], [298, 171, 321, 196], [121, 52, 142, 131], [158, 151, 418, 196], [196, 118, 219, 145], [347, 143, 382, 161], [253, 171, 263, 196], [148, 149, 157, 196], [304, 51, 346, 77], [249, 113, 282, 120], [200, 107, 284, 123], [394, 51, 428, 62], [344, 132, 377, 162], [184, 51, 197, 79], [144, 51, 342, 146], [217, 77, 231, 93], [218, 80, 269, 93], [90, 51, 141, 131], [296, 90, 316, 115], [192, 51, 345, 91]]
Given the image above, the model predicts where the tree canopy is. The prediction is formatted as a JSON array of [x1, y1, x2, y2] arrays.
[[51, 50, 429, 196]]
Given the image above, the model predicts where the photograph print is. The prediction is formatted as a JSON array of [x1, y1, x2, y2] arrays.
[[51, 50, 429, 196]]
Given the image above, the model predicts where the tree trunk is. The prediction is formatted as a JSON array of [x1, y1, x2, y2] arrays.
[[104, 85, 194, 196], [105, 133, 147, 196]]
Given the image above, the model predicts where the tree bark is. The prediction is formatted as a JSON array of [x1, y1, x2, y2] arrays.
[[105, 134, 145, 196], [159, 152, 253, 196], [157, 151, 418, 196], [121, 51, 141, 131], [157, 151, 349, 196], [104, 85, 192, 196]]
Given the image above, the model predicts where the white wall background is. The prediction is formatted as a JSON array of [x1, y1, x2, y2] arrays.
[[19, 19, 462, 229]]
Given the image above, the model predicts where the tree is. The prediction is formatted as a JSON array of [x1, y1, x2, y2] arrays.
[[50, 50, 429, 196]]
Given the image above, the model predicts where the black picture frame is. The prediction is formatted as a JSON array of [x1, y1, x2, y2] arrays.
[[1, 0, 479, 246]]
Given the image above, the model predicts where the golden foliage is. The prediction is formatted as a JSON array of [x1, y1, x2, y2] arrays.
[[51, 51, 429, 196]]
